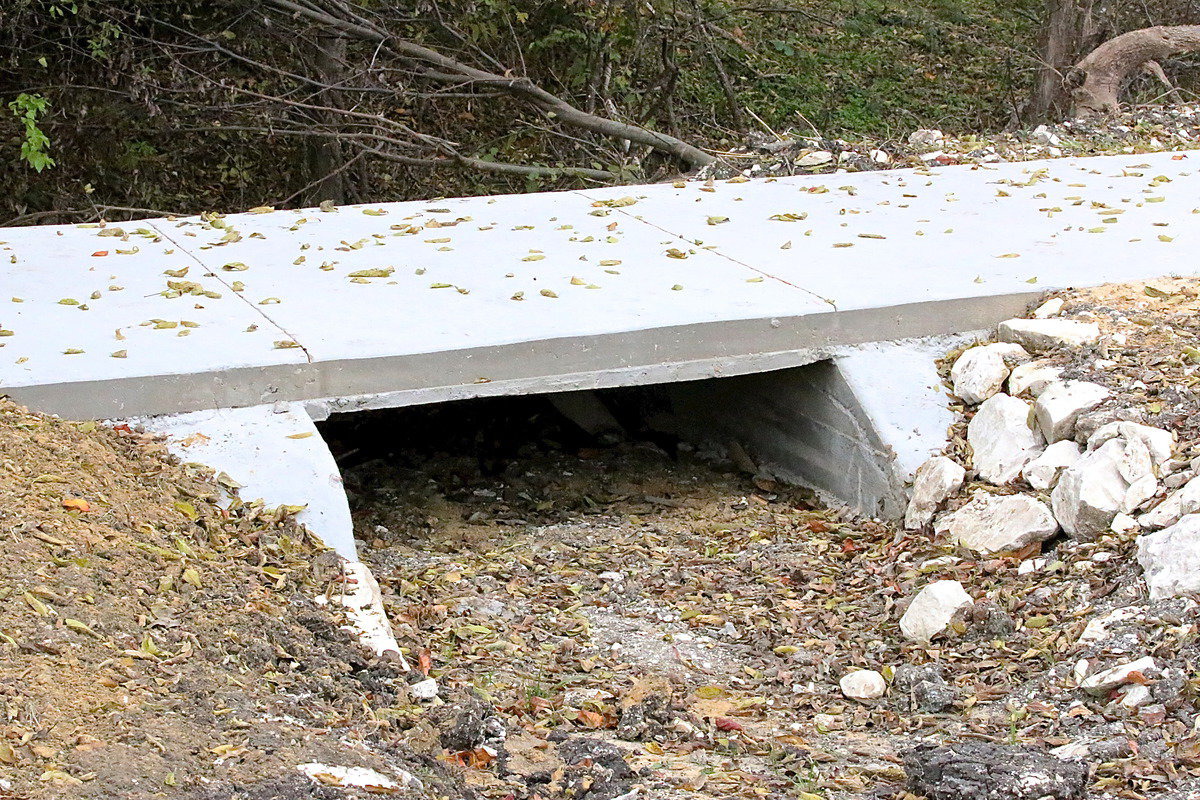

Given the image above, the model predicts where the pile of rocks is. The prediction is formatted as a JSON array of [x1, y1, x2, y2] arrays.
[[892, 293, 1200, 712], [927, 303, 1194, 582], [716, 103, 1200, 180]]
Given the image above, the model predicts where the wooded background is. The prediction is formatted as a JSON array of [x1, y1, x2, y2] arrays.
[[2, 0, 1197, 224]]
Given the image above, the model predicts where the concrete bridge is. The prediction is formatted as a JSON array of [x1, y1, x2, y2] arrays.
[[3, 150, 1197, 559]]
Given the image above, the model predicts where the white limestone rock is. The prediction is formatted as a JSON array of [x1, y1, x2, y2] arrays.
[[1007, 361, 1063, 397], [1022, 440, 1082, 490], [936, 493, 1058, 554], [905, 456, 967, 529], [1052, 423, 1170, 537], [1033, 381, 1109, 443], [997, 318, 1101, 351], [1032, 124, 1063, 146], [1032, 297, 1065, 318], [409, 678, 440, 701], [839, 669, 887, 701], [1074, 407, 1144, 443], [797, 150, 833, 167], [1117, 684, 1154, 708], [899, 581, 973, 643], [968, 394, 1044, 484], [908, 129, 944, 147], [1088, 422, 1174, 467], [951, 343, 1028, 404], [1079, 656, 1159, 695], [1137, 514, 1200, 599], [1052, 439, 1136, 537], [1140, 475, 1200, 530], [952, 347, 1007, 405], [1111, 513, 1140, 535], [1078, 606, 1140, 644]]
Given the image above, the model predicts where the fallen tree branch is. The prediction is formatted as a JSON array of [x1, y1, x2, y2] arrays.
[[1, 205, 185, 227], [1068, 25, 1200, 116], [259, 0, 715, 171], [1141, 60, 1183, 102]]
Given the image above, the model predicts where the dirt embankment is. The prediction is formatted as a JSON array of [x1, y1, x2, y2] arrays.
[[0, 401, 463, 800]]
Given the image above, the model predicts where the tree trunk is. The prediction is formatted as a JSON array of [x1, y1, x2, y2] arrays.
[[1069, 25, 1200, 116], [305, 31, 349, 205], [1032, 0, 1109, 121]]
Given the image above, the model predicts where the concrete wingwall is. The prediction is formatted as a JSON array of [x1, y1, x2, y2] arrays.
[[667, 360, 909, 517], [658, 334, 977, 519]]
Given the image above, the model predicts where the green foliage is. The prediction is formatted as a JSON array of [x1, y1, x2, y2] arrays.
[[8, 92, 55, 172], [413, 0, 1041, 143], [87, 20, 123, 60], [46, 1, 79, 19]]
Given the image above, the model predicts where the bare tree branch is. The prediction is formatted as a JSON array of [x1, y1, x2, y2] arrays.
[[259, 0, 716, 170]]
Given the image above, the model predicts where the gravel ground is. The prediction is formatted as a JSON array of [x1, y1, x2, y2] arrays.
[[707, 103, 1200, 180]]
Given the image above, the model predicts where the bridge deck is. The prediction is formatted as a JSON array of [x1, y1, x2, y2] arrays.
[[2, 151, 1196, 419]]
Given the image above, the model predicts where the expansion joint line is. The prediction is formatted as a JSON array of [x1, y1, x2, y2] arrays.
[[148, 221, 315, 363], [571, 190, 839, 311]]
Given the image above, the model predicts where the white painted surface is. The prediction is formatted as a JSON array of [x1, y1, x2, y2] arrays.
[[835, 334, 972, 479], [3, 150, 1198, 420], [336, 561, 409, 667], [298, 763, 421, 792], [133, 402, 356, 558]]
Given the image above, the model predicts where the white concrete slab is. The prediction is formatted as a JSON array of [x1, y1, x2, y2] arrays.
[[579, 152, 1200, 310], [3, 151, 1198, 420], [162, 190, 828, 363], [134, 402, 355, 558], [0, 220, 308, 417]]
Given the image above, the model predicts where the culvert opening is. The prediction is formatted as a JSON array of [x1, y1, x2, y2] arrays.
[[315, 357, 910, 549], [304, 371, 929, 798], [315, 383, 766, 550]]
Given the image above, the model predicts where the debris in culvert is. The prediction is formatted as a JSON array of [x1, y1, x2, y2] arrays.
[[902, 741, 1090, 800], [615, 676, 684, 742], [547, 737, 638, 800], [891, 664, 955, 713]]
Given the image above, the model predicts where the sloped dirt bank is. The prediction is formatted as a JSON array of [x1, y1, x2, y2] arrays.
[[0, 401, 466, 799]]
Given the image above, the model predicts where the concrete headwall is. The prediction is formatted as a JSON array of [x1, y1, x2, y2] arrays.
[[666, 362, 906, 517]]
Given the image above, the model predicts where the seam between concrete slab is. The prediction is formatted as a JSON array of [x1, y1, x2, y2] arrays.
[[571, 189, 838, 308], [148, 220, 315, 363]]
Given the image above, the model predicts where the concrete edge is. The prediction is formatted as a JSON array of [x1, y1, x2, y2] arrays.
[[6, 291, 1041, 420]]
